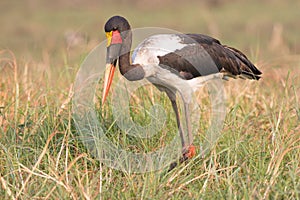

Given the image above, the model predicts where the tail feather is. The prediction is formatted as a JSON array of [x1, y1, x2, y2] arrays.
[[224, 45, 262, 80]]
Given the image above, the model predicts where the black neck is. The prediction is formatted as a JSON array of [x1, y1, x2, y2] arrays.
[[118, 30, 145, 81]]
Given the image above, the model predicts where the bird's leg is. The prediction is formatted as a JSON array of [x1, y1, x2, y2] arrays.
[[184, 103, 192, 145], [165, 89, 197, 171], [183, 102, 196, 159], [165, 90, 185, 149], [166, 90, 190, 171]]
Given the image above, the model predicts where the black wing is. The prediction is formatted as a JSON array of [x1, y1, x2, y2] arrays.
[[157, 33, 262, 80]]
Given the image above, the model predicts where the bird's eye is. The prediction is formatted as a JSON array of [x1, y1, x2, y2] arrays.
[[112, 27, 118, 31]]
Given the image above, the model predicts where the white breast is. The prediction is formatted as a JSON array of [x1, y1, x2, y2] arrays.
[[132, 34, 194, 66], [131, 34, 199, 102]]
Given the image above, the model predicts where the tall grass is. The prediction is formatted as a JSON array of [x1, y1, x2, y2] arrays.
[[1, 47, 300, 200]]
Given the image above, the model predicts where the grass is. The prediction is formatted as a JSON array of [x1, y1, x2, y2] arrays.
[[1, 0, 300, 199]]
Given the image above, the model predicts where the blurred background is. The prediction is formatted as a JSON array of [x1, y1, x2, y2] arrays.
[[0, 0, 299, 107], [1, 0, 300, 62]]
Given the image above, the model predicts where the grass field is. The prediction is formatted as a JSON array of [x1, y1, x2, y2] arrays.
[[1, 0, 300, 199]]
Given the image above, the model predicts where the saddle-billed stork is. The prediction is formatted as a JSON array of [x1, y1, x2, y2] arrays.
[[102, 16, 262, 166]]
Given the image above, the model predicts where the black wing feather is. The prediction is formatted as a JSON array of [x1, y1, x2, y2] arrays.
[[158, 33, 262, 80]]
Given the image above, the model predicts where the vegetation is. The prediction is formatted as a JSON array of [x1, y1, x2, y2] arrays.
[[1, 0, 299, 199]]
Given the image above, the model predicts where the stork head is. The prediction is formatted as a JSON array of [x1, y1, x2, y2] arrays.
[[102, 16, 131, 105]]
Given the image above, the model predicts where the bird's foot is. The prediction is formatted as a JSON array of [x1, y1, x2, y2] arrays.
[[183, 144, 196, 160], [168, 145, 196, 171]]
